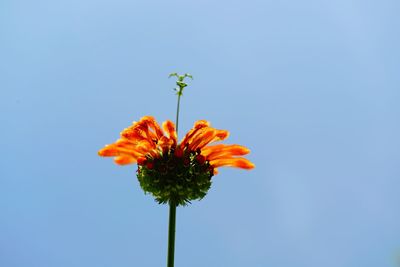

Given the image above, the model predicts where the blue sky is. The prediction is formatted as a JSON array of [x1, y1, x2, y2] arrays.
[[1, 0, 400, 266]]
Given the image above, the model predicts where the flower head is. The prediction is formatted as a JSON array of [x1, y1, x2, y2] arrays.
[[99, 116, 254, 205]]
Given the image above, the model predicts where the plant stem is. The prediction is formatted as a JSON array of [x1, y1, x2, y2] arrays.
[[175, 93, 181, 136], [167, 89, 182, 267], [167, 202, 177, 267]]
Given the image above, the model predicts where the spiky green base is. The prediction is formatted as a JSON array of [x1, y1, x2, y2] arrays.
[[136, 150, 213, 206]]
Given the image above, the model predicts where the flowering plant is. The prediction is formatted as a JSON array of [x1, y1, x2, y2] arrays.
[[98, 74, 254, 266]]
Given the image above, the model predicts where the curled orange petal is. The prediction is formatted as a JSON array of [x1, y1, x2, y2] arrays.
[[141, 116, 164, 140], [203, 144, 250, 161], [212, 129, 229, 142], [189, 128, 217, 151], [199, 129, 229, 149], [137, 122, 158, 142], [209, 157, 255, 170], [115, 139, 133, 147], [114, 156, 136, 165], [135, 141, 158, 158], [98, 145, 119, 157], [162, 120, 177, 146], [158, 136, 174, 154], [98, 144, 144, 158], [179, 120, 210, 148], [201, 144, 225, 155], [121, 126, 146, 142]]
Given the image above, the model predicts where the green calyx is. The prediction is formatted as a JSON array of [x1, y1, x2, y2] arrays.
[[136, 149, 213, 206]]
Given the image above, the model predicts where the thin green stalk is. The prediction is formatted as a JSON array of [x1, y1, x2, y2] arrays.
[[167, 202, 176, 267], [175, 94, 181, 136]]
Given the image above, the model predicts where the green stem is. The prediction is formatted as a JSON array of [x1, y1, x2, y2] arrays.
[[167, 202, 176, 267], [175, 94, 181, 136], [167, 90, 181, 267]]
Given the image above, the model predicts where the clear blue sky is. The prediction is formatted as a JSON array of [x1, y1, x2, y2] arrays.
[[1, 1, 399, 266]]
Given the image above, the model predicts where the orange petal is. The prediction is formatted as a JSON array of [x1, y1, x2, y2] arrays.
[[193, 120, 210, 128], [162, 120, 177, 146], [189, 128, 217, 151], [203, 130, 229, 147], [201, 144, 226, 155], [98, 144, 144, 158], [179, 120, 210, 147], [115, 139, 139, 149], [210, 157, 255, 169], [158, 135, 173, 153], [121, 126, 147, 141], [202, 129, 229, 148], [141, 116, 164, 140], [135, 140, 158, 158], [138, 122, 159, 142], [116, 138, 156, 151], [213, 130, 230, 142], [114, 156, 136, 165], [190, 128, 230, 150], [98, 145, 119, 157], [204, 144, 250, 161]]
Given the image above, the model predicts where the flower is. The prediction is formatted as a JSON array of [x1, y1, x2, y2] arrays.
[[98, 116, 254, 205]]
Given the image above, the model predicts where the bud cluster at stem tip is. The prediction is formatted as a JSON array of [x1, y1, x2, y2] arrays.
[[169, 73, 193, 96]]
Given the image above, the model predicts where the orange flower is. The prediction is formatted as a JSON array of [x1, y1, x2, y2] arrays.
[[99, 115, 254, 205], [98, 116, 255, 173]]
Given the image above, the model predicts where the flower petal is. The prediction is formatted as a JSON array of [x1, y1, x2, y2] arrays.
[[114, 156, 136, 165], [209, 157, 255, 169], [98, 145, 119, 157], [203, 144, 250, 161], [200, 129, 230, 149], [200, 144, 226, 155], [162, 120, 177, 146], [141, 116, 164, 140], [179, 120, 210, 148], [212, 129, 230, 142], [98, 144, 143, 158], [121, 125, 147, 142], [188, 128, 217, 151], [158, 135, 174, 154]]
